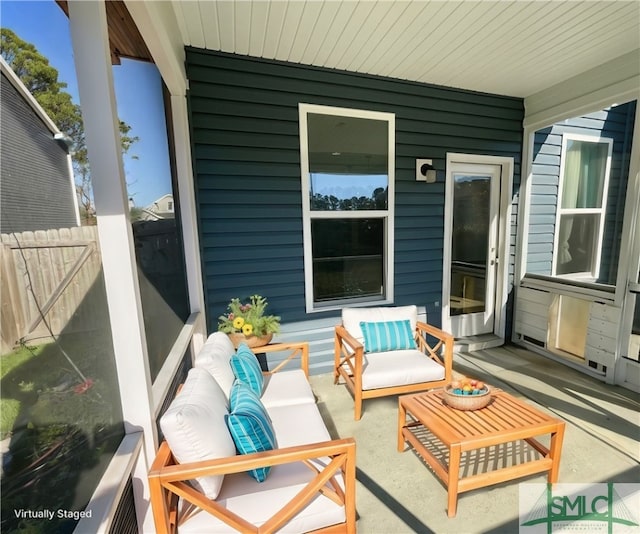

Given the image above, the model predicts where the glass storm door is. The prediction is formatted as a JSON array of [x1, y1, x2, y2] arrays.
[[445, 163, 502, 337]]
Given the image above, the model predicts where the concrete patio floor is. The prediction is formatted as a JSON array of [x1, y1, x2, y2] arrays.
[[309, 344, 640, 534]]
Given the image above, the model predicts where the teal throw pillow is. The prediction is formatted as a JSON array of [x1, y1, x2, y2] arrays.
[[360, 319, 417, 353], [225, 380, 276, 482], [230, 343, 264, 396]]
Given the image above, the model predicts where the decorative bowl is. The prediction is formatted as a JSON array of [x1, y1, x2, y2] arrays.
[[443, 385, 492, 411]]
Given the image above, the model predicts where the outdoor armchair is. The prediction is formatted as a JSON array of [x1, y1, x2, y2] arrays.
[[334, 305, 454, 420]]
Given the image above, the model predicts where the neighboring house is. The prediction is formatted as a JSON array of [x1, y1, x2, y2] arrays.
[[146, 193, 175, 219], [130, 193, 175, 221], [0, 57, 79, 234]]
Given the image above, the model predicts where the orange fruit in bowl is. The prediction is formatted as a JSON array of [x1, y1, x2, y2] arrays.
[[462, 384, 473, 392]]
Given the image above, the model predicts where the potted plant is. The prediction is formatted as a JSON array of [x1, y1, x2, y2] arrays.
[[217, 294, 281, 348]]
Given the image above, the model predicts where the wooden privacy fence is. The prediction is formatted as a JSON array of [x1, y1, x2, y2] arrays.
[[1, 226, 105, 354]]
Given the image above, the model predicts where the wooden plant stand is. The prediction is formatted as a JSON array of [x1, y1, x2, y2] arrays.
[[398, 388, 565, 517]]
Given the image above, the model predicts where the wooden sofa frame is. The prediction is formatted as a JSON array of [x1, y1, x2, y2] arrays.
[[149, 342, 357, 534], [334, 321, 454, 420]]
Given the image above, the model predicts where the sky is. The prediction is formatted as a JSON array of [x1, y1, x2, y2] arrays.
[[1, 0, 172, 208]]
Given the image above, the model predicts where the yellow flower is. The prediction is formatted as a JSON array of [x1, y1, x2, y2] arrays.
[[233, 317, 245, 329], [242, 323, 254, 336]]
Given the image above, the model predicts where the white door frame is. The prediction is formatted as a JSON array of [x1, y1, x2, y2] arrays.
[[443, 153, 514, 339]]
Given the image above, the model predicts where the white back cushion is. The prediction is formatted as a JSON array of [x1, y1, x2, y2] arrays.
[[342, 305, 418, 343], [194, 331, 236, 399], [160, 367, 236, 499]]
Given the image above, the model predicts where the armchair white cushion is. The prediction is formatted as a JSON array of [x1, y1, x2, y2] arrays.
[[360, 349, 446, 390]]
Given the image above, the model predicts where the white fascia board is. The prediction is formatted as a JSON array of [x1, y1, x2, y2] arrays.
[[524, 50, 640, 131]]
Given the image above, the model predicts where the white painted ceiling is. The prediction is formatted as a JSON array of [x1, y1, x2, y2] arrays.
[[169, 0, 640, 98]]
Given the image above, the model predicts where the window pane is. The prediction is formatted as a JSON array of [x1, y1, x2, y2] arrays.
[[561, 140, 608, 209], [556, 213, 599, 275], [311, 219, 384, 301], [307, 113, 388, 211], [310, 173, 388, 210], [525, 102, 636, 286], [117, 64, 190, 381], [450, 174, 490, 316]]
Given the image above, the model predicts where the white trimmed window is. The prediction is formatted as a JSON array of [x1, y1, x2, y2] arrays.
[[299, 104, 395, 311], [552, 134, 613, 280]]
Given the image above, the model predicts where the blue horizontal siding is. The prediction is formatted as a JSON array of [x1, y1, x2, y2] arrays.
[[186, 49, 523, 335]]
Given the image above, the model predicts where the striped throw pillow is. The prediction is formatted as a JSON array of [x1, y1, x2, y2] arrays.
[[225, 380, 276, 482], [359, 319, 417, 353], [230, 343, 264, 396]]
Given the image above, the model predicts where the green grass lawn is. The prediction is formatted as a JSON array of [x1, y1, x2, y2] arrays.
[[0, 343, 44, 439], [1, 333, 125, 532]]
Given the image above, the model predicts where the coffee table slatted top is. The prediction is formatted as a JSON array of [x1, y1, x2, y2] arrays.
[[402, 389, 561, 448]]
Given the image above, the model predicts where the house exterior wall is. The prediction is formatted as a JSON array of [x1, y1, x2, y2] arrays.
[[526, 101, 637, 283], [515, 99, 638, 385], [185, 49, 523, 370], [148, 193, 175, 216], [0, 72, 78, 234]]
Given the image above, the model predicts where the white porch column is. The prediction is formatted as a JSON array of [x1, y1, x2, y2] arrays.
[[67, 1, 156, 530]]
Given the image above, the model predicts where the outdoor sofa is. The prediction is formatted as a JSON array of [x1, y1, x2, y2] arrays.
[[149, 332, 356, 533]]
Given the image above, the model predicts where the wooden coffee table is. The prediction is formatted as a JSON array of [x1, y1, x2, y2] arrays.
[[397, 388, 565, 517]]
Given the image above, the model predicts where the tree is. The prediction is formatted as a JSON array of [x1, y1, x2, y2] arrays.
[[1, 28, 138, 225]]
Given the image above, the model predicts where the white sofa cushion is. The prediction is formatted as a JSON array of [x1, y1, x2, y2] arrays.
[[267, 402, 332, 448], [361, 349, 445, 390], [159, 367, 235, 499], [261, 369, 316, 408], [178, 462, 346, 534], [342, 305, 418, 344], [194, 332, 236, 399]]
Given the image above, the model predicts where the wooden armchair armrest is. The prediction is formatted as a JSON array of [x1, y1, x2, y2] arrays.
[[258, 341, 310, 377], [416, 321, 454, 379], [334, 325, 363, 354], [334, 325, 365, 379], [149, 438, 356, 534]]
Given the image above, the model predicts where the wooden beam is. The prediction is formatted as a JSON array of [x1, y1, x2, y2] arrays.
[[56, 0, 153, 64]]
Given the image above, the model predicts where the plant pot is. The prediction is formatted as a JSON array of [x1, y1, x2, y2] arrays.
[[227, 332, 273, 349]]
